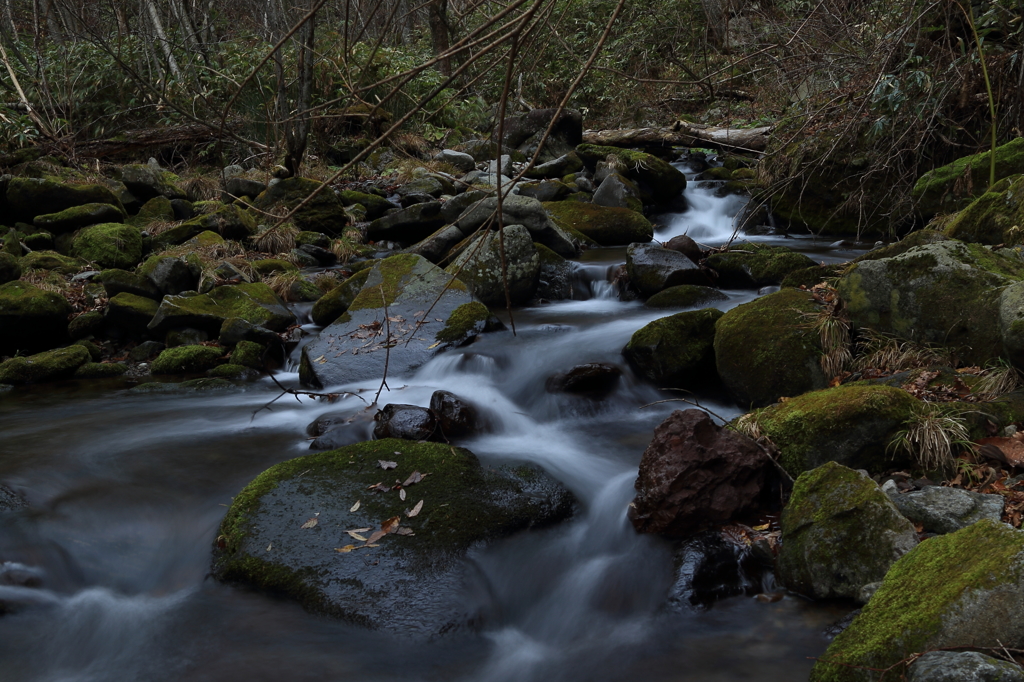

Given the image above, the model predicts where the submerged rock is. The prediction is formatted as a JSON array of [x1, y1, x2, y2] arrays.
[[629, 409, 769, 537], [545, 363, 622, 398], [778, 462, 918, 601], [212, 439, 575, 635], [430, 390, 477, 438]]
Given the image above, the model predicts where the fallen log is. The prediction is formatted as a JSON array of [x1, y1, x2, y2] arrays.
[[582, 122, 772, 153], [45, 120, 252, 160]]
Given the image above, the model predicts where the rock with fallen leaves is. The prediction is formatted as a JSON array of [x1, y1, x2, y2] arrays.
[[812, 520, 1024, 682], [212, 438, 575, 635], [629, 409, 770, 537], [299, 254, 504, 389], [779, 462, 918, 602], [883, 482, 1005, 534]]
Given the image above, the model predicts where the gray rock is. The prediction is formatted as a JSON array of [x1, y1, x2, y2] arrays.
[[224, 177, 267, 200], [434, 149, 476, 173], [908, 652, 1024, 681], [593, 172, 641, 211], [398, 175, 449, 198], [488, 154, 513, 177], [535, 243, 573, 301], [366, 201, 446, 245], [857, 581, 881, 604], [146, 256, 198, 296], [462, 171, 517, 192], [373, 403, 437, 440], [458, 139, 499, 163], [501, 108, 583, 163], [120, 163, 187, 201], [98, 268, 162, 300], [524, 153, 584, 180], [442, 190, 491, 224], [430, 390, 477, 438], [455, 195, 578, 258], [296, 243, 337, 266], [446, 224, 539, 305], [517, 180, 572, 203], [128, 341, 165, 362], [0, 484, 27, 512], [406, 225, 465, 264], [626, 242, 710, 297], [884, 483, 1005, 534]]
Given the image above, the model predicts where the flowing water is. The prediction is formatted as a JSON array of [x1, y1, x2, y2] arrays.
[[0, 161, 867, 681]]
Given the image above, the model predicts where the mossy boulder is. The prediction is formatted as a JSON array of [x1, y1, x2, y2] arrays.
[[575, 144, 686, 203], [0, 344, 91, 384], [120, 164, 186, 201], [942, 174, 1024, 245], [852, 229, 950, 263], [300, 254, 502, 388], [445, 224, 540, 305], [713, 288, 827, 407], [366, 201, 446, 245], [151, 344, 226, 374], [155, 204, 256, 247], [780, 263, 848, 289], [212, 438, 575, 634], [96, 268, 161, 300], [254, 177, 348, 236], [105, 292, 160, 336], [626, 243, 710, 297], [337, 190, 395, 221], [71, 223, 143, 270], [778, 462, 918, 601], [0, 280, 71, 355], [811, 520, 1024, 682], [645, 285, 728, 309], [250, 258, 298, 277], [543, 201, 652, 246], [0, 252, 20, 284], [19, 250, 82, 273], [749, 384, 918, 475], [912, 137, 1024, 220], [73, 362, 128, 379], [311, 269, 371, 327], [128, 195, 175, 227], [623, 308, 723, 387], [148, 282, 296, 337], [705, 243, 817, 288], [33, 202, 126, 233], [6, 177, 124, 223], [837, 240, 1024, 367], [455, 195, 578, 258], [230, 340, 265, 370]]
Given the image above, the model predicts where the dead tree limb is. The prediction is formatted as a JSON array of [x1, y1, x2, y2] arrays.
[[582, 123, 772, 153]]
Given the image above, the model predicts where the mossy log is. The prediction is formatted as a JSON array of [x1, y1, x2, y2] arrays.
[[581, 123, 772, 153]]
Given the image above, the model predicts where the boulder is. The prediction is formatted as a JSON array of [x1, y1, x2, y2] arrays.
[[913, 138, 1024, 219], [713, 288, 827, 407], [0, 252, 20, 284], [0, 344, 91, 384], [778, 462, 918, 601], [502, 108, 583, 163], [458, 139, 500, 162], [224, 177, 267, 201], [665, 234, 703, 262], [254, 177, 349, 235], [373, 403, 438, 440], [397, 175, 450, 199], [907, 651, 1024, 682], [705, 243, 817, 288], [434, 149, 476, 173], [299, 254, 503, 388], [623, 308, 723, 387], [310, 269, 371, 327], [68, 311, 104, 340], [645, 285, 727, 309], [33, 203, 126, 233], [523, 152, 584, 180], [105, 292, 159, 337], [19, 250, 81, 273], [406, 224, 465, 264], [544, 201, 652, 246], [575, 144, 686, 203], [441, 190, 490, 224], [941, 174, 1024, 245], [366, 201, 446, 245], [811, 520, 1024, 682], [837, 240, 1024, 367], [592, 172, 643, 212], [337, 190, 395, 221], [884, 484, 1005, 534], [0, 280, 71, 355], [71, 223, 143, 270], [749, 384, 918, 475], [629, 409, 769, 536], [148, 282, 295, 336], [151, 344, 226, 374], [535, 242, 573, 301], [429, 390, 477, 438], [445, 224, 540, 306], [144, 256, 199, 296], [516, 180, 573, 203], [6, 177, 124, 223], [74, 362, 128, 379], [96, 268, 162, 300], [120, 164, 186, 201], [545, 363, 622, 398], [212, 439, 575, 635], [456, 195, 578, 257], [625, 243, 709, 297]]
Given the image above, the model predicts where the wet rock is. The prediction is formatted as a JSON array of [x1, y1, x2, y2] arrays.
[[535, 243, 573, 301], [670, 530, 774, 609], [33, 202, 126, 233], [307, 408, 378, 450], [629, 409, 769, 537], [406, 225, 465, 264], [545, 202, 652, 247], [811, 520, 1024, 682], [366, 201, 446, 245], [645, 285, 727, 309], [446, 224, 540, 306], [664, 234, 703, 263], [502, 108, 583, 163], [883, 484, 1005, 534], [593, 172, 643, 212], [523, 152, 584, 180], [434, 149, 476, 173], [0, 345, 91, 384], [254, 177, 348, 235], [0, 486, 27, 512], [779, 462, 918, 601], [300, 254, 503, 389], [310, 269, 370, 327], [456, 195, 578, 257], [545, 363, 621, 398], [151, 344, 225, 374], [907, 651, 1024, 681], [625, 243, 709, 297], [129, 377, 234, 394], [148, 282, 295, 337], [706, 243, 816, 288], [713, 288, 827, 407], [212, 439, 576, 635], [337, 189, 396, 221], [0, 281, 71, 355], [623, 308, 722, 387], [373, 403, 438, 440], [430, 390, 477, 438], [71, 223, 143, 270], [517, 180, 572, 203], [576, 144, 686, 203]]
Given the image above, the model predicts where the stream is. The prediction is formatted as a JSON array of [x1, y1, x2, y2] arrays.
[[0, 162, 866, 681]]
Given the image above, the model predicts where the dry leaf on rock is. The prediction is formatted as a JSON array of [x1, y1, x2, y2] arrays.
[[396, 527, 414, 536], [407, 500, 424, 518], [381, 516, 401, 534], [379, 460, 397, 470], [350, 500, 361, 512], [979, 437, 1024, 468], [300, 512, 320, 529], [402, 471, 424, 487]]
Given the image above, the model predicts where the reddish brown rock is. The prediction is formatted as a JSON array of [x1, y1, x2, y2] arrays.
[[629, 409, 768, 536]]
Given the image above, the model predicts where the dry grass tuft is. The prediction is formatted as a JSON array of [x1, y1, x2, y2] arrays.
[[183, 176, 220, 202], [852, 329, 955, 373], [264, 271, 301, 301], [313, 271, 343, 293], [974, 363, 1022, 397], [888, 403, 973, 473], [144, 219, 180, 236], [252, 223, 298, 254]]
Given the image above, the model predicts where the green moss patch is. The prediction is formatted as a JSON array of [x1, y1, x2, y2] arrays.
[[913, 137, 1024, 219], [151, 344, 226, 374], [71, 223, 143, 270], [0, 344, 90, 384], [542, 201, 652, 246], [623, 308, 723, 387], [705, 242, 817, 288]]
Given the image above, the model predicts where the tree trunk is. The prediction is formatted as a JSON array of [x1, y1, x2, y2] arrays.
[[144, 0, 182, 80], [283, 5, 315, 176], [427, 0, 450, 75], [582, 123, 773, 153]]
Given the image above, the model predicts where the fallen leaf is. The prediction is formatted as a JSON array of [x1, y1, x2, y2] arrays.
[[367, 482, 391, 493], [402, 471, 423, 487], [346, 531, 368, 541], [752, 523, 770, 532], [335, 545, 357, 553], [365, 529, 387, 544], [300, 513, 320, 529], [979, 437, 1024, 468], [266, 543, 273, 552], [407, 500, 424, 518], [427, 341, 441, 349], [350, 500, 361, 512], [399, 488, 407, 501], [396, 527, 414, 536], [381, 516, 401, 534], [379, 460, 398, 470]]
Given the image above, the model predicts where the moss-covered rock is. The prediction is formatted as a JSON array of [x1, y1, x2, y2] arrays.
[[310, 269, 370, 327], [941, 174, 1024, 245], [780, 263, 848, 289], [206, 363, 260, 380], [73, 362, 128, 379], [912, 137, 1024, 220], [779, 462, 918, 601], [0, 344, 90, 384], [33, 202, 126, 233], [644, 285, 728, 309], [68, 311, 103, 340], [128, 195, 175, 227], [18, 250, 83, 274], [71, 223, 143, 270], [337, 190, 395, 221], [148, 282, 295, 337], [713, 288, 827, 407], [151, 344, 226, 374], [837, 240, 1024, 367], [157, 204, 256, 248], [0, 252, 20, 284], [0, 280, 71, 355], [811, 520, 1024, 682], [445, 224, 540, 305], [119, 164, 186, 201], [129, 377, 234, 394], [852, 229, 950, 263], [623, 308, 723, 387], [542, 201, 652, 246], [705, 243, 817, 288], [250, 258, 298, 277], [6, 177, 124, 223], [575, 144, 686, 203], [212, 438, 575, 633], [231, 340, 265, 370], [95, 268, 161, 300], [254, 177, 349, 235], [295, 231, 330, 248], [749, 384, 918, 475], [105, 292, 160, 336], [626, 242, 710, 297]]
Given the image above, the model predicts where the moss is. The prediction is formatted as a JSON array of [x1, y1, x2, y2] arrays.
[[346, 253, 425, 313], [129, 377, 234, 394], [73, 338, 101, 361], [623, 308, 723, 386], [913, 138, 1024, 219], [752, 384, 918, 475], [71, 223, 143, 270], [311, 269, 370, 326], [188, 231, 226, 248], [702, 167, 733, 180], [434, 301, 493, 344], [207, 363, 259, 380], [151, 344, 226, 374], [542, 201, 653, 246], [644, 285, 728, 309], [231, 340, 265, 369], [251, 259, 299, 276], [73, 362, 128, 379], [254, 177, 349, 235], [34, 202, 126, 233], [534, 242, 564, 267], [811, 520, 1024, 681], [0, 252, 20, 284], [780, 263, 848, 289], [148, 282, 294, 336], [0, 344, 91, 384], [96, 269, 161, 300], [705, 242, 817, 287], [575, 144, 686, 202], [19, 250, 83, 274], [295, 231, 330, 248], [6, 177, 124, 223], [852, 231, 949, 263]]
